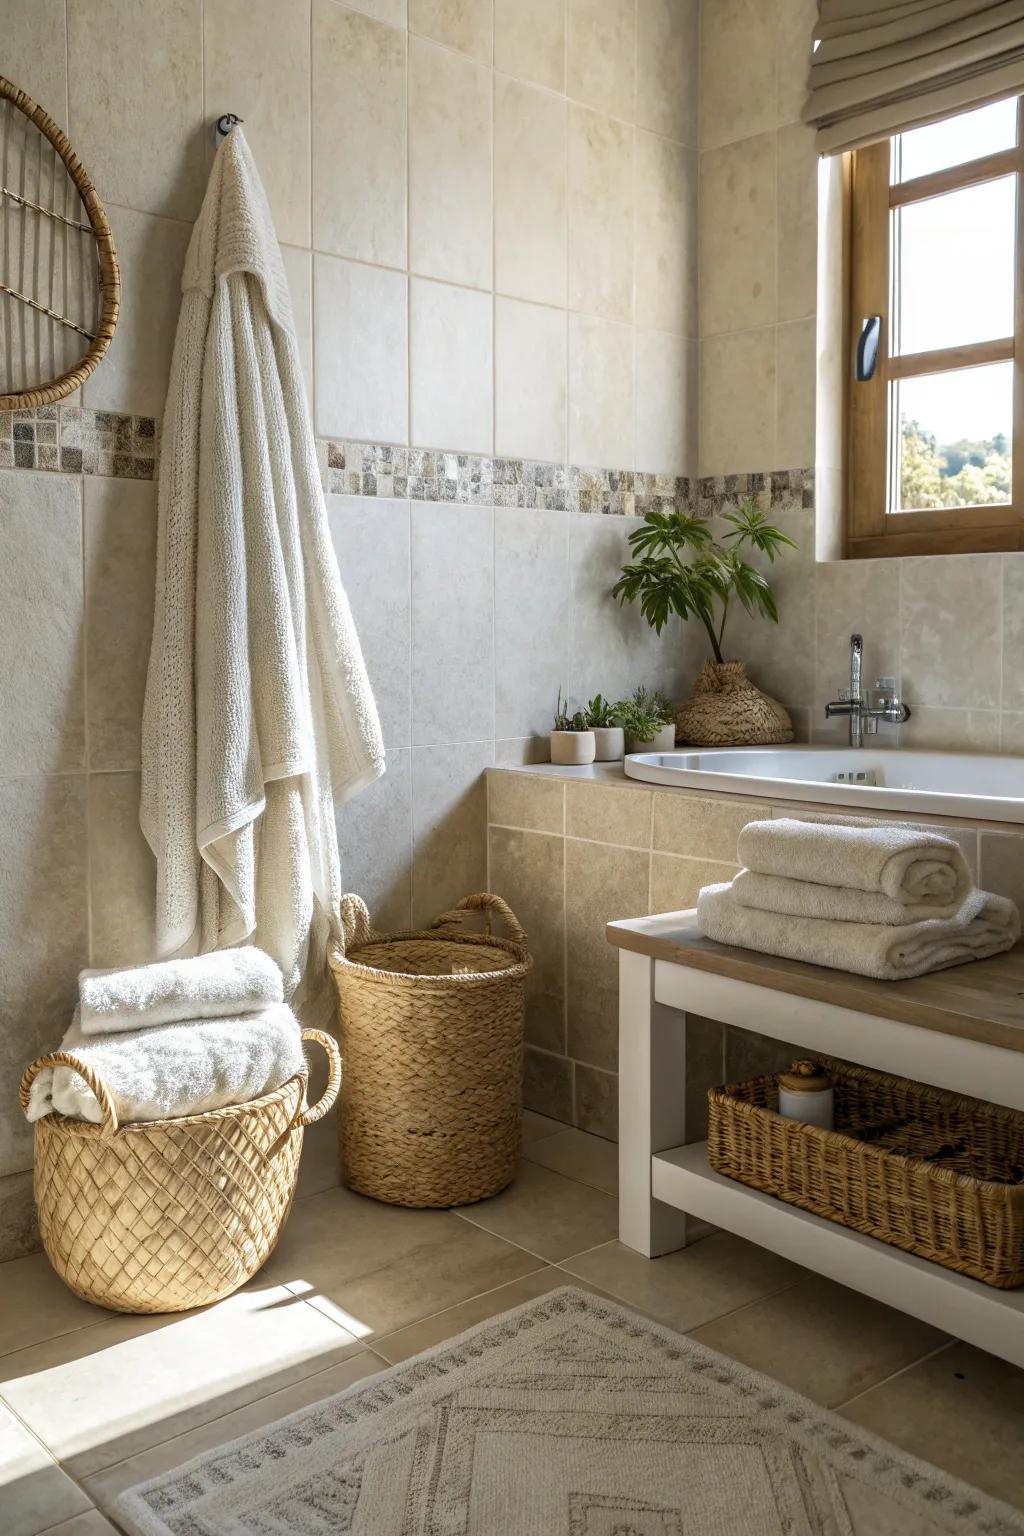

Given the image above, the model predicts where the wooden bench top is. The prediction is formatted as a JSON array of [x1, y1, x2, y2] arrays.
[[607, 912, 1024, 1055]]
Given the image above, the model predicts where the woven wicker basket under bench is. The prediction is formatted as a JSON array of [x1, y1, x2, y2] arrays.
[[608, 910, 1024, 1368]]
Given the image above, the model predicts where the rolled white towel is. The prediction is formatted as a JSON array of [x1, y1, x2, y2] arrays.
[[731, 868, 966, 925], [26, 1003, 306, 1125], [697, 881, 1020, 982], [737, 818, 971, 909], [78, 948, 283, 1036]]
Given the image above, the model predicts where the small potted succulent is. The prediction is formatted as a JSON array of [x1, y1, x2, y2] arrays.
[[550, 689, 596, 766], [619, 685, 677, 754], [585, 694, 625, 762]]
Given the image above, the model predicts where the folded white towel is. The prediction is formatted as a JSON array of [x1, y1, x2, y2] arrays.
[[78, 948, 284, 1036], [731, 868, 966, 926], [737, 818, 971, 909], [697, 881, 1020, 981], [26, 1003, 306, 1125]]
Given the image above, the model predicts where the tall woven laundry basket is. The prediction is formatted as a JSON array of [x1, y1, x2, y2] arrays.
[[19, 1029, 340, 1314], [329, 893, 531, 1207]]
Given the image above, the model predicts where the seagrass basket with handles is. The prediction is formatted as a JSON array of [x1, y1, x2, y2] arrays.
[[329, 893, 531, 1208], [708, 1059, 1024, 1288], [19, 1028, 341, 1314]]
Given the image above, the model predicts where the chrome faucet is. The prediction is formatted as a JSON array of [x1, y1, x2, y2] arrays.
[[824, 633, 911, 747]]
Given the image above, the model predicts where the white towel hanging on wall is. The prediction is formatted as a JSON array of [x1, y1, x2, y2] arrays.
[[140, 126, 385, 1010]]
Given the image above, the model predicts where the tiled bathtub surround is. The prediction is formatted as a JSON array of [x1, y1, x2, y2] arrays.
[[490, 765, 1024, 1136]]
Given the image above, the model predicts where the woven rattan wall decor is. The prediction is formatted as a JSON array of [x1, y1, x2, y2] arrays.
[[0, 76, 119, 410]]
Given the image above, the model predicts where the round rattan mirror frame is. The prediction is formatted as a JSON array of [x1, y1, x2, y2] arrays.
[[0, 76, 120, 411]]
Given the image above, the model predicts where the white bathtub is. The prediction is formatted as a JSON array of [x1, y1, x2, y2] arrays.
[[623, 745, 1024, 825]]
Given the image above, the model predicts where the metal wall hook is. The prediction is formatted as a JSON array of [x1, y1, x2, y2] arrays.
[[214, 113, 244, 144]]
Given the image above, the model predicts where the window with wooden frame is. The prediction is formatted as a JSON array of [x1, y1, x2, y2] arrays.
[[846, 98, 1024, 557]]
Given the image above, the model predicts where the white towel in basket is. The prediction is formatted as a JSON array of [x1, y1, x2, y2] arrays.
[[78, 947, 283, 1035], [26, 1004, 306, 1125]]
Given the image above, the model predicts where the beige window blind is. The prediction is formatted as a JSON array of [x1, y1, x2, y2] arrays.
[[805, 1, 1024, 153]]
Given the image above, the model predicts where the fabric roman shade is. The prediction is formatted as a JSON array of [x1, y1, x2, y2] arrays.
[[804, 1, 1024, 154]]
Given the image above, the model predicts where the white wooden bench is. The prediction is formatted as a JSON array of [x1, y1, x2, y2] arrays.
[[609, 910, 1024, 1367]]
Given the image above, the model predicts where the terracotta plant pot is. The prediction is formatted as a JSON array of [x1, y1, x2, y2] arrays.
[[592, 725, 625, 761], [675, 660, 793, 747], [550, 730, 596, 765]]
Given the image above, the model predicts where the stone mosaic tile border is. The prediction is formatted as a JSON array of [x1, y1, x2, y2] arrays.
[[694, 468, 815, 517], [0, 406, 814, 521], [318, 438, 695, 517], [0, 405, 158, 478]]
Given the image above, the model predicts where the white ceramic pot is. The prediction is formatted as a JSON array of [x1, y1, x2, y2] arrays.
[[549, 730, 596, 765], [626, 722, 676, 754], [592, 725, 625, 761]]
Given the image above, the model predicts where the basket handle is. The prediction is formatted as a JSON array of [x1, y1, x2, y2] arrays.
[[431, 892, 528, 947], [297, 1029, 342, 1127], [19, 1051, 119, 1137], [336, 893, 380, 958]]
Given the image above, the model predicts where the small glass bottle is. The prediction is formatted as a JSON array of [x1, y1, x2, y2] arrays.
[[777, 1060, 834, 1130]]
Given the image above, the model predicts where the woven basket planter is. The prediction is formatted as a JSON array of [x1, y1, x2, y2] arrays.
[[675, 659, 793, 746], [329, 893, 532, 1208], [19, 1029, 341, 1314], [708, 1059, 1024, 1288]]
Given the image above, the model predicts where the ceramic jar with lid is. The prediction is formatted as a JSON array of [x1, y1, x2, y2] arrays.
[[777, 1059, 834, 1130]]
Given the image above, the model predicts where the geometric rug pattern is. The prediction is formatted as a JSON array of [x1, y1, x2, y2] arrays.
[[114, 1288, 1024, 1535]]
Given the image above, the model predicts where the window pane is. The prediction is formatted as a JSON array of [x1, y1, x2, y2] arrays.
[[893, 363, 1012, 511], [894, 176, 1016, 354], [894, 98, 1017, 183]]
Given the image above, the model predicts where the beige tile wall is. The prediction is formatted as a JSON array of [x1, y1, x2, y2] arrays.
[[0, 0, 699, 1259], [699, 0, 1024, 754], [489, 766, 1024, 1136]]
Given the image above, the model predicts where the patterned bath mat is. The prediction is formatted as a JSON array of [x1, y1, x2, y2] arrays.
[[115, 1287, 1023, 1535]]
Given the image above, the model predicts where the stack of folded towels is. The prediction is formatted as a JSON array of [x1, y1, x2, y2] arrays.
[[697, 817, 1021, 981], [27, 949, 306, 1125]]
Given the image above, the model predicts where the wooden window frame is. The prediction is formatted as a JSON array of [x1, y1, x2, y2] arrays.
[[845, 102, 1024, 558]]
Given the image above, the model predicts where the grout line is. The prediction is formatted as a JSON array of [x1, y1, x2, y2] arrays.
[[371, 1265, 558, 1359], [552, 1237, 617, 1268], [832, 1337, 957, 1415], [404, 12, 412, 450], [448, 1207, 564, 1270], [78, 478, 94, 963], [561, 777, 569, 1060]]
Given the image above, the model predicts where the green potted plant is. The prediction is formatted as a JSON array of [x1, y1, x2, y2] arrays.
[[550, 689, 596, 766], [584, 694, 626, 762], [618, 686, 676, 754], [612, 501, 797, 746]]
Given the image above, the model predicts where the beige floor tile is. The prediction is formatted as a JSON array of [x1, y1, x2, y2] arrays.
[[523, 1128, 618, 1195], [82, 1351, 384, 1515], [0, 1402, 92, 1536], [0, 1284, 361, 1479], [841, 1340, 1024, 1510], [691, 1274, 949, 1409], [262, 1185, 542, 1338], [374, 1268, 611, 1363], [521, 1110, 566, 1145], [294, 1116, 341, 1200], [32, 1514, 118, 1536], [456, 1161, 618, 1262], [561, 1234, 802, 1333], [0, 1253, 107, 1359]]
